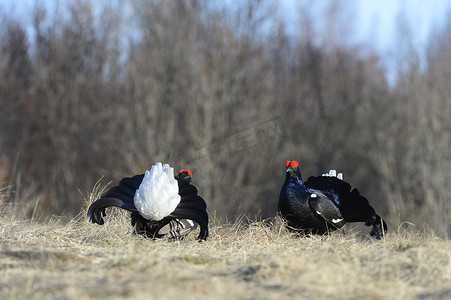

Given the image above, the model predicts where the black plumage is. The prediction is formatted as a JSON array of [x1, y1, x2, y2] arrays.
[[87, 169, 209, 240], [278, 161, 387, 239]]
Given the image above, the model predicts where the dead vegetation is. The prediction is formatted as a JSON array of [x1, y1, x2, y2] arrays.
[[1, 199, 450, 299], [0, 1, 450, 297], [0, 0, 449, 235]]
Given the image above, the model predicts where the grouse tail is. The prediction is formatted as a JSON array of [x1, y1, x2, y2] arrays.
[[170, 184, 209, 240], [87, 174, 144, 225]]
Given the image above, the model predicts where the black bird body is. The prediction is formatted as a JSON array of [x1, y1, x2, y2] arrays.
[[278, 161, 387, 238], [279, 175, 333, 234], [87, 168, 209, 240]]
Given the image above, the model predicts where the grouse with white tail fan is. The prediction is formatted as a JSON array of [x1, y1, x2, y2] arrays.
[[278, 161, 387, 239], [87, 163, 208, 240]]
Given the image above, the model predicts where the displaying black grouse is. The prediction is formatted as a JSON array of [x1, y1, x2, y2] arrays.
[[87, 164, 208, 240], [278, 161, 387, 239]]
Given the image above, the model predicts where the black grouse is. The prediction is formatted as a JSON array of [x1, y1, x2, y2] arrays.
[[87, 163, 208, 240], [278, 161, 387, 239]]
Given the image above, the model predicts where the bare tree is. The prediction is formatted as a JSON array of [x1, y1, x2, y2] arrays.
[[0, 0, 448, 234]]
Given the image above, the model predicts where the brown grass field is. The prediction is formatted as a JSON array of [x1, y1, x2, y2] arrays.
[[1, 188, 450, 300]]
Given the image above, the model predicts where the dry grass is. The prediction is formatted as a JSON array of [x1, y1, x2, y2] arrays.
[[1, 191, 450, 300]]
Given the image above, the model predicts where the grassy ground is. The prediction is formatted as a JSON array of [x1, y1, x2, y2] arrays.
[[1, 194, 450, 299]]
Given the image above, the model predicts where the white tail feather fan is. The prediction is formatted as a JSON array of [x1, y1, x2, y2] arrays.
[[134, 162, 181, 221], [322, 169, 344, 180]]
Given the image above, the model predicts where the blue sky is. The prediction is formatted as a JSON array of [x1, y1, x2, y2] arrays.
[[278, 0, 451, 82], [279, 0, 451, 51], [353, 0, 450, 52], [2, 0, 451, 81], [3, 0, 450, 52]]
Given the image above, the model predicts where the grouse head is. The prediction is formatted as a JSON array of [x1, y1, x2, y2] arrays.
[[285, 160, 303, 180], [177, 169, 193, 188]]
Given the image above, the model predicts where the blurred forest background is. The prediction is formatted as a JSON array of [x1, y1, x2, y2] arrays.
[[0, 0, 449, 235]]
